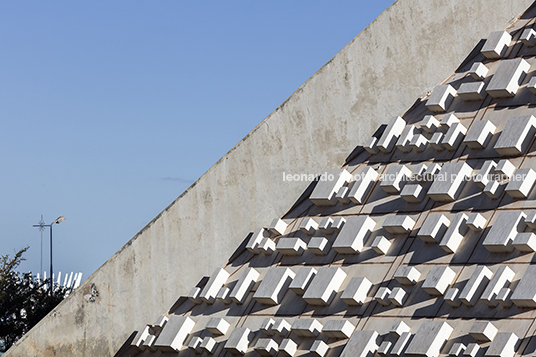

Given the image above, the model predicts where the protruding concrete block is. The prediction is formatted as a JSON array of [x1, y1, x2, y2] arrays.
[[412, 163, 428, 181], [439, 212, 469, 253], [154, 316, 196, 353], [401, 183, 426, 203], [392, 332, 413, 357], [336, 186, 350, 204], [291, 319, 323, 337], [224, 327, 251, 355], [511, 265, 536, 307], [528, 77, 536, 95], [389, 287, 408, 307], [341, 277, 373, 306], [217, 287, 231, 305], [188, 287, 202, 304], [464, 120, 496, 149], [521, 28, 536, 47], [525, 211, 536, 229], [505, 168, 536, 199], [494, 115, 536, 156], [469, 62, 489, 80], [331, 216, 346, 232], [445, 288, 461, 308], [339, 330, 379, 357], [308, 237, 329, 256], [374, 287, 392, 306], [206, 318, 230, 336], [303, 267, 347, 306], [418, 214, 451, 243], [480, 266, 515, 307], [426, 84, 456, 113], [377, 116, 407, 153], [332, 216, 376, 254], [496, 160, 516, 179], [319, 217, 334, 234], [380, 164, 412, 194], [421, 115, 440, 133], [378, 341, 393, 357], [300, 218, 318, 236], [258, 238, 276, 255], [289, 267, 317, 296], [246, 228, 271, 254], [188, 336, 203, 354], [475, 161, 497, 189], [422, 266, 456, 296], [405, 321, 454, 357], [271, 319, 291, 337], [254, 338, 278, 357], [394, 266, 421, 285], [459, 266, 493, 306], [410, 134, 428, 152], [497, 288, 513, 307], [276, 238, 307, 256], [348, 167, 379, 204], [449, 343, 467, 357], [268, 218, 288, 236], [430, 132, 445, 151], [469, 321, 498, 342], [484, 180, 502, 199], [230, 267, 260, 304], [260, 318, 275, 336], [311, 340, 330, 357], [132, 325, 152, 351], [442, 122, 467, 151], [481, 31, 512, 59], [458, 82, 486, 101], [383, 215, 416, 234], [467, 213, 487, 232], [310, 169, 353, 206], [440, 113, 460, 130], [483, 211, 526, 253], [200, 336, 217, 354], [514, 232, 536, 252], [371, 235, 391, 255], [364, 136, 379, 155], [428, 162, 473, 202], [390, 321, 411, 338], [253, 267, 296, 305], [279, 339, 297, 357], [487, 58, 530, 98], [322, 320, 355, 339], [396, 125, 416, 153], [464, 343, 480, 357], [200, 268, 230, 304], [485, 333, 519, 357]]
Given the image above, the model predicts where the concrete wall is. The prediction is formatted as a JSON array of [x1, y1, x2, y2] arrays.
[[6, 0, 534, 355]]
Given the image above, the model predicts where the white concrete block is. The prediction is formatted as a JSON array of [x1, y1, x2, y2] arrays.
[[430, 132, 445, 151], [505, 168, 536, 199], [480, 266, 515, 307], [405, 321, 454, 357], [224, 327, 251, 355], [426, 84, 456, 113], [200, 336, 217, 354], [442, 122, 467, 151], [380, 164, 412, 194], [449, 343, 467, 357], [254, 338, 278, 357], [526, 210, 536, 229], [374, 287, 392, 306], [469, 321, 498, 342], [246, 228, 271, 254], [308, 237, 329, 256], [422, 266, 456, 296], [216, 287, 231, 305], [336, 186, 350, 204], [371, 235, 391, 255], [421, 115, 440, 133], [428, 162, 473, 202], [514, 232, 536, 252], [418, 214, 451, 243], [511, 265, 536, 307], [467, 212, 487, 232], [310, 169, 353, 206], [474, 160, 497, 189], [332, 215, 376, 254], [154, 316, 195, 353], [458, 82, 486, 101], [268, 218, 288, 236], [230, 267, 260, 304], [276, 238, 307, 256], [311, 340, 329, 357], [260, 318, 275, 336], [341, 277, 373, 306], [410, 134, 428, 152], [271, 319, 291, 337], [485, 333, 519, 357], [440, 113, 460, 130], [401, 183, 426, 203], [206, 317, 230, 336], [339, 330, 379, 357], [331, 216, 346, 232], [494, 115, 536, 156], [487, 58, 530, 97], [253, 267, 295, 305], [469, 62, 489, 80], [377, 116, 407, 153], [348, 167, 379, 204], [394, 266, 421, 285], [497, 288, 513, 307], [383, 215, 416, 234], [483, 211, 526, 253], [303, 267, 347, 305], [459, 265, 493, 306], [464, 343, 480, 357], [322, 320, 355, 339], [392, 332, 413, 357], [481, 31, 512, 59], [289, 267, 317, 296], [484, 180, 501, 199], [396, 125, 416, 153], [279, 339, 297, 357], [378, 341, 393, 357], [521, 28, 536, 47], [188, 336, 203, 354], [528, 76, 536, 95], [132, 325, 151, 351], [445, 288, 461, 308], [388, 287, 408, 307], [364, 136, 379, 155], [188, 287, 202, 304], [258, 238, 276, 255], [200, 268, 230, 304], [464, 120, 496, 149], [319, 217, 334, 234], [299, 217, 318, 236], [291, 319, 323, 337], [439, 212, 469, 253], [390, 321, 411, 338], [496, 159, 516, 179]]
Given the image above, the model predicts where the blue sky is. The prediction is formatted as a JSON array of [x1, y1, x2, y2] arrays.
[[0, 1, 393, 281]]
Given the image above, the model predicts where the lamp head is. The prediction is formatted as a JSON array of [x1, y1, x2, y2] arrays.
[[54, 216, 66, 224]]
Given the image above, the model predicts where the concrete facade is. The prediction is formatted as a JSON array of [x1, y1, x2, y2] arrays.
[[5, 0, 535, 356]]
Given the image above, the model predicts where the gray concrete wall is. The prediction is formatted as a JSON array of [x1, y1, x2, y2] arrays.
[[5, 0, 534, 355]]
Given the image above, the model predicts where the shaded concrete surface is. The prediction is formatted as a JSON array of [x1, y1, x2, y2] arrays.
[[5, 0, 534, 356]]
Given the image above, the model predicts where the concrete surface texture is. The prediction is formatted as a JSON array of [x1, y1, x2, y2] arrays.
[[5, 0, 536, 356]]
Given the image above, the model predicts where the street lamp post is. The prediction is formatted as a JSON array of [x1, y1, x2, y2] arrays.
[[33, 215, 65, 295]]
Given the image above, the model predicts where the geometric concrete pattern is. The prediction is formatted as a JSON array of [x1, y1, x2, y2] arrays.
[[117, 5, 536, 357]]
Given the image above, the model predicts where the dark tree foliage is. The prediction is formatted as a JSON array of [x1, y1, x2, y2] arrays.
[[0, 247, 68, 352]]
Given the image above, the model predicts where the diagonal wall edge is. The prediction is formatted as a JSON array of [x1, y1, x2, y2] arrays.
[[5, 0, 534, 355]]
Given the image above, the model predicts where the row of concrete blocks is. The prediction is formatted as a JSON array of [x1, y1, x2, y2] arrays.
[[363, 113, 536, 159], [131, 315, 521, 357]]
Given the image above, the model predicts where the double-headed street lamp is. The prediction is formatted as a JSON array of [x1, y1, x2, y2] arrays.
[[33, 215, 66, 294]]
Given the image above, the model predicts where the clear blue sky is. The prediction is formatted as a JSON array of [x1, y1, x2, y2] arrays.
[[0, 1, 393, 282]]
